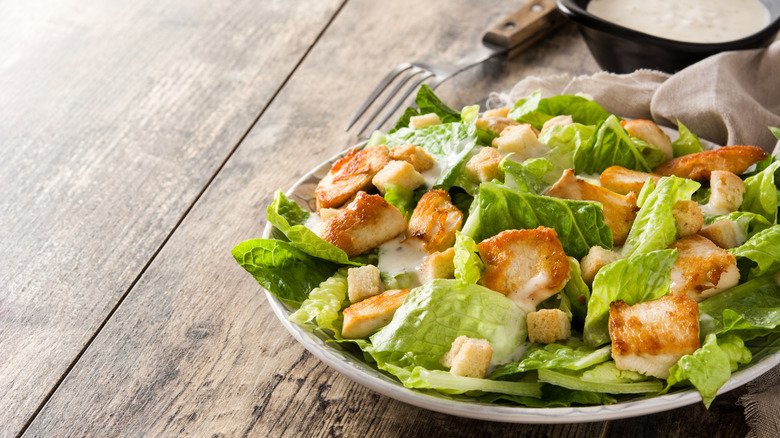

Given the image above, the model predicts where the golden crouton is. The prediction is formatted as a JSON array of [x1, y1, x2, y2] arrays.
[[341, 289, 410, 339], [492, 124, 547, 161], [440, 336, 493, 378], [580, 246, 621, 285], [622, 119, 673, 160], [476, 117, 519, 136], [409, 113, 442, 129], [702, 171, 745, 216], [540, 115, 574, 135], [609, 293, 700, 379], [316, 146, 390, 209], [321, 192, 407, 256], [599, 165, 661, 195], [669, 235, 740, 301], [527, 309, 571, 344], [672, 200, 704, 238], [407, 190, 463, 252], [372, 160, 425, 195], [465, 147, 503, 183], [653, 145, 766, 181], [477, 227, 570, 311], [483, 107, 510, 118], [699, 219, 747, 249], [388, 144, 435, 172], [545, 169, 638, 246], [418, 247, 455, 284], [347, 265, 382, 303]]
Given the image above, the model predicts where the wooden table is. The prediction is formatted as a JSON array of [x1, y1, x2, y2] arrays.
[[0, 1, 753, 436]]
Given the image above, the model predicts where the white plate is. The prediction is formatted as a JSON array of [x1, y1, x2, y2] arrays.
[[261, 135, 780, 423]]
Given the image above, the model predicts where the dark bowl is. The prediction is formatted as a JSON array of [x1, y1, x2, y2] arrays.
[[556, 0, 780, 73]]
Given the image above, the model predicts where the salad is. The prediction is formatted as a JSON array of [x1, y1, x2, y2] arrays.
[[233, 85, 780, 408]]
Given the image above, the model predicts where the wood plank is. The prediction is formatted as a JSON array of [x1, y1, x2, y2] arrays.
[[23, 0, 735, 436], [0, 0, 341, 434]]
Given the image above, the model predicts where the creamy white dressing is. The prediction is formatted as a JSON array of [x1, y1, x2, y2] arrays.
[[421, 160, 443, 188], [587, 0, 770, 43], [377, 236, 428, 280]]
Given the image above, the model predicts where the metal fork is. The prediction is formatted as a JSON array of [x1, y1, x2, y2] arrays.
[[346, 0, 566, 139]]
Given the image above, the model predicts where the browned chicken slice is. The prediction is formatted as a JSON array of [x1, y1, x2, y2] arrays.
[[545, 169, 638, 246], [622, 119, 673, 160], [321, 192, 406, 256], [315, 146, 390, 209], [477, 227, 570, 311], [342, 289, 410, 338], [407, 189, 463, 253], [669, 235, 740, 301], [609, 293, 700, 379], [600, 165, 661, 195], [653, 145, 766, 181]]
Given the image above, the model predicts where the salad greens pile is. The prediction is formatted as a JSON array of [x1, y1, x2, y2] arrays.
[[233, 85, 780, 408]]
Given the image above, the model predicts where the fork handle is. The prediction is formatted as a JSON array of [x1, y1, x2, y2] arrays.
[[482, 0, 567, 54]]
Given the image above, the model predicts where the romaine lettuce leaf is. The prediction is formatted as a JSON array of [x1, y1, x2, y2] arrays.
[[583, 249, 677, 346], [632, 138, 668, 169], [699, 275, 780, 340], [289, 269, 348, 336], [390, 84, 460, 133], [536, 122, 596, 182], [707, 211, 772, 239], [573, 115, 651, 174], [481, 385, 616, 407], [490, 342, 611, 380], [740, 161, 780, 223], [383, 183, 415, 218], [509, 91, 610, 129], [729, 225, 780, 278], [500, 156, 552, 194], [539, 362, 662, 394], [462, 182, 613, 259], [453, 232, 483, 284], [563, 257, 591, 325], [232, 239, 338, 308], [671, 120, 704, 157], [623, 176, 701, 257], [771, 126, 780, 140], [405, 367, 541, 397]]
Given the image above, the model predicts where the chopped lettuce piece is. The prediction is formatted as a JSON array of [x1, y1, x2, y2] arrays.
[[462, 182, 613, 259], [481, 385, 616, 407], [405, 368, 542, 397], [699, 275, 780, 340], [584, 249, 677, 346], [535, 122, 596, 182], [490, 342, 611, 380], [707, 211, 772, 239], [771, 126, 780, 140], [539, 362, 662, 394], [289, 269, 349, 336], [573, 115, 651, 174], [509, 91, 610, 129], [623, 176, 701, 257], [383, 183, 415, 218], [632, 138, 668, 169], [390, 84, 461, 132], [562, 257, 591, 325], [500, 156, 550, 194], [453, 232, 483, 284], [671, 120, 704, 157], [730, 225, 780, 278], [740, 161, 780, 223]]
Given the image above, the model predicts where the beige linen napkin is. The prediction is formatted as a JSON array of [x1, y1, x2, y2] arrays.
[[487, 41, 780, 151]]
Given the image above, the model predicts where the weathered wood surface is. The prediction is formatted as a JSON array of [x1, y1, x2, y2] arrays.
[[0, 0, 342, 435], [13, 0, 754, 436]]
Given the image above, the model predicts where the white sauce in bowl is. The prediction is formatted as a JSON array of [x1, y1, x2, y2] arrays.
[[587, 0, 770, 43]]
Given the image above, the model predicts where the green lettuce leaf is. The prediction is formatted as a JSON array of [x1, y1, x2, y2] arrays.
[[563, 257, 591, 325], [573, 115, 651, 174], [481, 385, 616, 407], [535, 122, 596, 182], [383, 183, 415, 218], [500, 156, 552, 194], [699, 275, 780, 340], [490, 342, 611, 380], [632, 138, 668, 169], [584, 249, 677, 346], [462, 182, 613, 259], [707, 211, 772, 238], [539, 362, 662, 394], [671, 120, 704, 157], [623, 176, 701, 257], [453, 232, 483, 284], [289, 269, 349, 336], [232, 239, 338, 308], [390, 84, 461, 133], [730, 225, 780, 278], [404, 368, 541, 397], [509, 92, 610, 129], [740, 161, 780, 223]]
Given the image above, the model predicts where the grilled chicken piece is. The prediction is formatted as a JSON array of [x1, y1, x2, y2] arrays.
[[388, 144, 435, 172], [315, 146, 390, 209], [321, 192, 406, 256], [701, 171, 745, 216], [622, 119, 673, 160], [669, 235, 740, 301], [342, 289, 410, 339], [476, 117, 520, 136], [653, 145, 766, 181], [599, 166, 661, 195], [407, 189, 463, 253], [545, 169, 638, 246], [477, 227, 570, 312], [483, 107, 510, 118], [609, 293, 700, 379]]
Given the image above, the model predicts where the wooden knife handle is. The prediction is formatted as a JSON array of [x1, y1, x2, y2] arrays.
[[482, 0, 567, 54]]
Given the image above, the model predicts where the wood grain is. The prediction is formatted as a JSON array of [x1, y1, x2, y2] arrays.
[[20, 0, 751, 436], [0, 0, 341, 434]]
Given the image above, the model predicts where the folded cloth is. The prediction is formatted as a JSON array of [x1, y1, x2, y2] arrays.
[[741, 366, 780, 438], [487, 41, 780, 152]]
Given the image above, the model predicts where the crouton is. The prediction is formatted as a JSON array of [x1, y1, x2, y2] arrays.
[[701, 171, 745, 216], [372, 160, 425, 195], [476, 117, 519, 136], [669, 235, 740, 301], [545, 169, 638, 246], [316, 146, 390, 209], [341, 289, 410, 339], [407, 190, 463, 252], [672, 200, 704, 237], [388, 144, 435, 172], [465, 147, 503, 183], [540, 115, 574, 135], [409, 113, 442, 129], [653, 145, 766, 181], [347, 265, 382, 303], [321, 192, 407, 256], [527, 309, 571, 344], [600, 165, 661, 195], [483, 107, 510, 118], [440, 336, 493, 378], [492, 124, 547, 161], [699, 219, 747, 249], [318, 208, 341, 222], [477, 227, 570, 311], [580, 246, 621, 285], [418, 247, 455, 284], [622, 119, 673, 160], [609, 293, 700, 379]]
